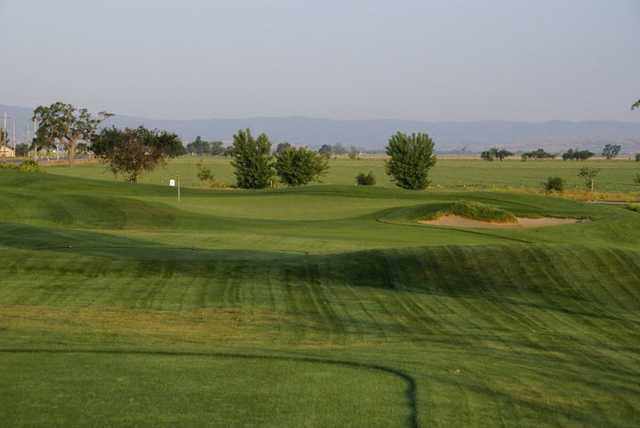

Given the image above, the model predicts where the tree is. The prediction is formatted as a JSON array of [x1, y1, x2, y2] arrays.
[[356, 171, 376, 186], [318, 144, 333, 159], [632, 100, 640, 110], [562, 148, 594, 161], [578, 167, 600, 192], [274, 146, 328, 186], [0, 129, 8, 147], [15, 143, 30, 157], [32, 102, 111, 165], [635, 153, 640, 162], [522, 148, 556, 160], [229, 129, 274, 189], [348, 146, 360, 160], [275, 142, 292, 154], [543, 177, 565, 193], [210, 141, 225, 156], [91, 127, 185, 183], [481, 147, 513, 161], [186, 136, 211, 155], [385, 132, 436, 190], [602, 144, 622, 160]]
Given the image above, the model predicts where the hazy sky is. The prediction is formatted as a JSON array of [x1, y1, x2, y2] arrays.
[[1, 0, 638, 121]]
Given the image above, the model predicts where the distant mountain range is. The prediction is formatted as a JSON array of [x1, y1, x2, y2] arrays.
[[3, 104, 640, 153]]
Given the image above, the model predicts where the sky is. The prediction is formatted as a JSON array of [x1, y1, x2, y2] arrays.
[[0, 0, 639, 121]]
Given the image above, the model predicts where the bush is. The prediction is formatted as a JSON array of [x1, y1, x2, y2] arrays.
[[0, 160, 41, 173], [543, 176, 565, 193], [385, 132, 436, 190], [274, 146, 328, 186], [196, 161, 215, 182], [356, 171, 376, 186]]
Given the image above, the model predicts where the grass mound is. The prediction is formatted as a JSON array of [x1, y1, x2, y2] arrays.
[[423, 200, 517, 223]]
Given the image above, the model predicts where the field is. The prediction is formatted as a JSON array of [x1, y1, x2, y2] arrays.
[[1, 161, 640, 427], [44, 156, 640, 193]]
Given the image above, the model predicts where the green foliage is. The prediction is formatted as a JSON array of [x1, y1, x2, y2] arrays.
[[522, 148, 556, 160], [632, 99, 640, 110], [355, 171, 376, 186], [91, 127, 185, 183], [275, 142, 292, 154], [602, 144, 622, 160], [196, 161, 215, 182], [0, 160, 41, 173], [635, 153, 640, 162], [229, 129, 275, 189], [15, 143, 30, 157], [32, 102, 112, 164], [274, 146, 329, 186], [318, 144, 333, 159], [481, 147, 513, 161], [578, 167, 601, 192], [425, 201, 518, 223], [543, 176, 565, 192], [627, 203, 640, 213], [385, 132, 436, 190], [563, 148, 594, 161], [186, 136, 210, 155]]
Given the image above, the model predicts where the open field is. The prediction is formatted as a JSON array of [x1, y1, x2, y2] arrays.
[[1, 167, 640, 426], [44, 156, 640, 194]]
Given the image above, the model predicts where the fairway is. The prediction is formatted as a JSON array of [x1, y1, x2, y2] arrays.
[[2, 167, 640, 427]]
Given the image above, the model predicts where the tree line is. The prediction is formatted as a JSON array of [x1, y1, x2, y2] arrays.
[[481, 144, 625, 161]]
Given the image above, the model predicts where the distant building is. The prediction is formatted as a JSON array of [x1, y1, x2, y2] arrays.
[[0, 145, 16, 158]]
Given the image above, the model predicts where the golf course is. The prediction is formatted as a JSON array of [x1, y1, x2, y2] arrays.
[[1, 158, 640, 427]]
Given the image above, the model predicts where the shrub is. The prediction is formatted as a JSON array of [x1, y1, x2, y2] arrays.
[[274, 146, 328, 186], [543, 176, 565, 193], [578, 167, 600, 192], [229, 129, 275, 189], [196, 161, 215, 183], [356, 171, 376, 186], [385, 132, 436, 190], [0, 160, 41, 173]]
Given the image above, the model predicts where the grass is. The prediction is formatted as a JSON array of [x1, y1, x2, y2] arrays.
[[44, 156, 640, 194], [1, 167, 640, 426], [422, 201, 518, 223]]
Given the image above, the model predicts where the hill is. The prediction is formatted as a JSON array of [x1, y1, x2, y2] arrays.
[[3, 104, 640, 152]]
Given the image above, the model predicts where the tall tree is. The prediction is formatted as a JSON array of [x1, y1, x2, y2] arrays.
[[32, 102, 112, 165], [91, 127, 185, 183], [274, 147, 328, 186], [229, 129, 274, 189], [275, 142, 292, 154], [186, 136, 211, 155], [602, 144, 622, 160], [385, 132, 437, 190]]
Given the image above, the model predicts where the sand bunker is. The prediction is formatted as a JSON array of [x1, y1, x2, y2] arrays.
[[418, 215, 580, 229]]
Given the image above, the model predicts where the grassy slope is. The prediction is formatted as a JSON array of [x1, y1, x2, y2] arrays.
[[1, 169, 640, 427]]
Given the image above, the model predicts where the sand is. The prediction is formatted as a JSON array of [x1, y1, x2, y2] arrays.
[[418, 215, 580, 229]]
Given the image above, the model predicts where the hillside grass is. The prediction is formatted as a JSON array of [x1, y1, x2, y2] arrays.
[[1, 168, 640, 426]]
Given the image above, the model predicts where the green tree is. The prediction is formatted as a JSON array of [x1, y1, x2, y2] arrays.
[[91, 127, 184, 183], [229, 129, 274, 189], [543, 176, 565, 193], [482, 147, 513, 161], [318, 144, 333, 159], [602, 144, 622, 160], [632, 100, 640, 110], [578, 167, 600, 192], [210, 141, 225, 156], [385, 132, 436, 190], [274, 146, 328, 186], [635, 153, 640, 162], [275, 142, 292, 154], [186, 136, 211, 155], [32, 102, 112, 165], [356, 171, 376, 186], [15, 143, 30, 157]]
